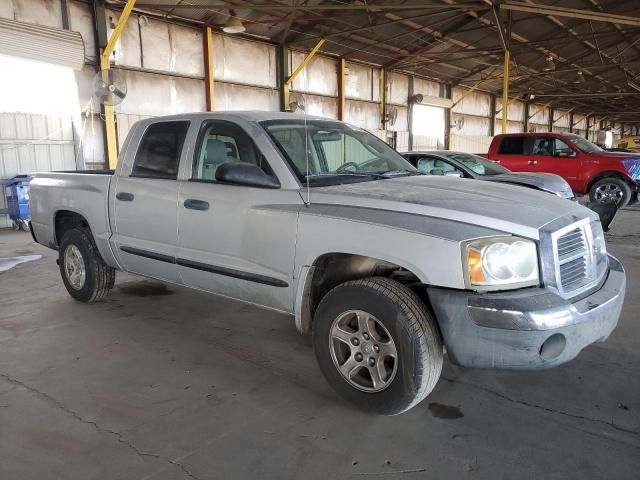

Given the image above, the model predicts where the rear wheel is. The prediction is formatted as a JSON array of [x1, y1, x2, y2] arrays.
[[59, 228, 115, 302], [589, 177, 632, 209], [312, 277, 443, 415]]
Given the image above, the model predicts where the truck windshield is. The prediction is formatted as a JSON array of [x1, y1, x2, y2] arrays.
[[566, 134, 603, 153], [261, 120, 418, 186], [445, 152, 511, 176]]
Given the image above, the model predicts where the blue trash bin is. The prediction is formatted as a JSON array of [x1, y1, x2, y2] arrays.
[[2, 175, 32, 230]]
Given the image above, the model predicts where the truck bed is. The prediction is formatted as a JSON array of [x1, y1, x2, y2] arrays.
[[29, 171, 114, 252]]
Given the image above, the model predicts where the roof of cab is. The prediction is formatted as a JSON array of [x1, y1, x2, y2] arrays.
[[133, 111, 336, 124]]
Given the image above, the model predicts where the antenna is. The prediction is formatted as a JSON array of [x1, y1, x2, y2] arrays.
[[304, 114, 310, 206]]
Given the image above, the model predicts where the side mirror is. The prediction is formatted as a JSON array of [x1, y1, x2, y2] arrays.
[[445, 171, 463, 178], [215, 162, 280, 189], [556, 150, 577, 158]]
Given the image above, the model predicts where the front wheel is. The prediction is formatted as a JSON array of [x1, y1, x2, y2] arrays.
[[58, 228, 115, 302], [312, 277, 443, 415], [589, 177, 632, 209]]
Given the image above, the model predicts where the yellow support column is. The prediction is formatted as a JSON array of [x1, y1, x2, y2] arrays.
[[501, 49, 510, 134], [100, 0, 137, 169], [203, 26, 215, 111], [100, 55, 119, 170]]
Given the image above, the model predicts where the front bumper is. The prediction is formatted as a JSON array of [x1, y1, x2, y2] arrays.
[[427, 255, 626, 370]]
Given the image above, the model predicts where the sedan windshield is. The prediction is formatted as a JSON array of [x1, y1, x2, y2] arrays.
[[444, 152, 511, 176], [261, 120, 418, 185], [566, 134, 603, 153]]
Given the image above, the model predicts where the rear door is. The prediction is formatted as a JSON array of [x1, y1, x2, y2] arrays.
[[111, 120, 190, 283], [176, 119, 302, 312], [494, 136, 532, 172]]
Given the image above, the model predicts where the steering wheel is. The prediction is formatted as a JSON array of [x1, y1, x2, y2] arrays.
[[336, 161, 360, 173], [359, 158, 386, 170]]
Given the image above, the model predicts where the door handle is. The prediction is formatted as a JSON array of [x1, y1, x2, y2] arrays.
[[184, 199, 210, 211], [528, 159, 538, 165], [116, 192, 134, 201]]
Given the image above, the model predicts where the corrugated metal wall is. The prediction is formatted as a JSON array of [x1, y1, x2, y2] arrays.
[[0, 113, 76, 226]]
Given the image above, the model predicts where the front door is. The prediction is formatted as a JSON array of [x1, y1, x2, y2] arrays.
[[176, 120, 302, 312], [111, 120, 190, 283], [535, 136, 581, 191]]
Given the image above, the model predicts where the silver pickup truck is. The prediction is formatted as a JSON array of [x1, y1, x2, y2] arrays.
[[29, 112, 626, 415]]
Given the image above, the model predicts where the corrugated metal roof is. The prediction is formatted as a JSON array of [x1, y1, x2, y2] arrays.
[[111, 0, 640, 122]]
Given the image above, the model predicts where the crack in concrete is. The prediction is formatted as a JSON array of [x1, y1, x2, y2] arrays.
[[0, 373, 160, 460], [354, 467, 427, 476], [441, 376, 640, 443], [0, 372, 204, 480], [168, 460, 202, 480]]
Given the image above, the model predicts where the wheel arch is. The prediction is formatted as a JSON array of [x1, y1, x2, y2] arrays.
[[587, 171, 632, 192], [294, 252, 428, 334], [54, 210, 93, 249]]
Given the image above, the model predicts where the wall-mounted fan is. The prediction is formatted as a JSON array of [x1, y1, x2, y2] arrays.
[[93, 69, 127, 106]]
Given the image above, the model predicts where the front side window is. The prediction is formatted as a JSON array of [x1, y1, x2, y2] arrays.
[[415, 156, 462, 176], [132, 121, 190, 179], [446, 153, 510, 175], [553, 138, 575, 157], [532, 137, 553, 156], [261, 120, 417, 186], [192, 120, 273, 182]]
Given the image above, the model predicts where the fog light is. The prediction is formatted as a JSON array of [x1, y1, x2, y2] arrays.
[[540, 333, 566, 360]]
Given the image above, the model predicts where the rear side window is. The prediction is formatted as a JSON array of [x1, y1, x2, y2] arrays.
[[498, 136, 525, 154], [132, 121, 190, 179]]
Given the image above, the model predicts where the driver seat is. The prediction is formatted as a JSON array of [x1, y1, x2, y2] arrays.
[[534, 139, 551, 155]]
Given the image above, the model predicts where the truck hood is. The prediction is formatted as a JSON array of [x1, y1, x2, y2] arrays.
[[309, 175, 596, 240], [586, 152, 640, 180], [481, 172, 574, 199], [590, 151, 640, 159]]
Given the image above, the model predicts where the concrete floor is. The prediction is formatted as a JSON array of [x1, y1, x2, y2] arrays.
[[1, 207, 639, 480]]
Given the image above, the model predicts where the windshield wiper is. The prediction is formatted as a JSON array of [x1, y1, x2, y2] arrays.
[[375, 169, 423, 177], [306, 172, 381, 178]]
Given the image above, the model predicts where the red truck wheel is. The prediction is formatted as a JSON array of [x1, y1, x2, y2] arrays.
[[589, 178, 632, 209]]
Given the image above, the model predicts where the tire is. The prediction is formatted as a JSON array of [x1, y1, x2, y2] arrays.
[[312, 277, 443, 415], [58, 227, 115, 302], [589, 177, 632, 209]]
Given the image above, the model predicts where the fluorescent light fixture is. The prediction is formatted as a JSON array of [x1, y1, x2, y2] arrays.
[[223, 17, 245, 34]]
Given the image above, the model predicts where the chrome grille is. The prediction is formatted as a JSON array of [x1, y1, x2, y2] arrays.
[[552, 222, 596, 297]]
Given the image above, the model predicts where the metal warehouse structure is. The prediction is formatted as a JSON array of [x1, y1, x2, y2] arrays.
[[1, 0, 640, 171]]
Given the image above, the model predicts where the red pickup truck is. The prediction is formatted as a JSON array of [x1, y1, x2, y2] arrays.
[[486, 133, 640, 207]]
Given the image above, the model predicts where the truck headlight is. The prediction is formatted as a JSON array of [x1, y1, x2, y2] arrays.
[[462, 237, 539, 291]]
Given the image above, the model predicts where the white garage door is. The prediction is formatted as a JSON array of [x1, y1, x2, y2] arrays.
[[0, 18, 85, 227], [0, 17, 84, 69]]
